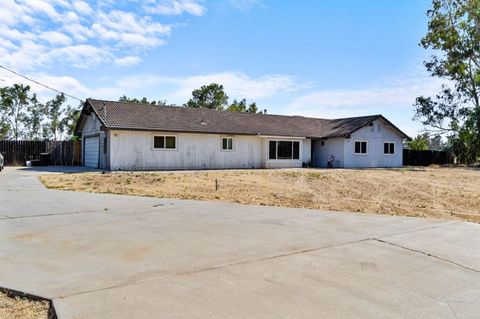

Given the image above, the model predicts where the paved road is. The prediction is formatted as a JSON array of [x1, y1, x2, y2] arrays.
[[0, 167, 479, 318]]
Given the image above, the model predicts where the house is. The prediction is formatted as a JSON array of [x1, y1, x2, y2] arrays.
[[74, 99, 409, 170]]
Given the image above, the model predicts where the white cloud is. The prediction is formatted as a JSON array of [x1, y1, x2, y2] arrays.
[[112, 71, 300, 104], [39, 31, 72, 46], [145, 0, 206, 16], [0, 0, 196, 71], [114, 56, 142, 66], [23, 0, 61, 20], [51, 45, 114, 67], [286, 69, 446, 119], [72, 1, 92, 15]]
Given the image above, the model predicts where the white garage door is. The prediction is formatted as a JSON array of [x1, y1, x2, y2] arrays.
[[84, 137, 99, 168]]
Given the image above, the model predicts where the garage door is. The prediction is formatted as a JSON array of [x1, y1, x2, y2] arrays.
[[84, 137, 99, 168]]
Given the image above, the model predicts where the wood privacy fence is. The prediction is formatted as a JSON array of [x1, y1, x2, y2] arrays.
[[0, 140, 82, 166], [403, 149, 454, 166]]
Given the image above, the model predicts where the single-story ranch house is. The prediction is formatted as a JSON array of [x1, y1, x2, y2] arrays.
[[74, 99, 409, 170]]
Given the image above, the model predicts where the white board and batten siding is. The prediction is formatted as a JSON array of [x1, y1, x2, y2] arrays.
[[313, 118, 403, 168], [344, 118, 403, 168], [109, 130, 263, 170], [312, 137, 345, 168], [108, 130, 312, 171]]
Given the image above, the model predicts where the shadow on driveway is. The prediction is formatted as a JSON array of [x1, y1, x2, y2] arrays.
[[12, 166, 100, 174]]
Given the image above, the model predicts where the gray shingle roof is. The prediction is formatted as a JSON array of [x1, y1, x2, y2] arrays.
[[76, 99, 408, 139]]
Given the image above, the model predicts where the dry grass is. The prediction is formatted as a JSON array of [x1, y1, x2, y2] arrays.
[[0, 291, 49, 319], [40, 167, 480, 223]]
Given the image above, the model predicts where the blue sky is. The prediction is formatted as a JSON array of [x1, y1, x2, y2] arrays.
[[0, 0, 442, 136]]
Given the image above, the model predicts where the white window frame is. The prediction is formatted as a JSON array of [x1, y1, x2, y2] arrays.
[[384, 141, 395, 155], [221, 137, 234, 151], [152, 134, 177, 151], [268, 140, 301, 160], [353, 140, 368, 155]]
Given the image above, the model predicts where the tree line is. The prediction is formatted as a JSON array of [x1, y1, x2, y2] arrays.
[[0, 84, 79, 141], [119, 83, 263, 113]]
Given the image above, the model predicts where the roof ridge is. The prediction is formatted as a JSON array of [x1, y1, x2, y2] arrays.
[[87, 98, 336, 121]]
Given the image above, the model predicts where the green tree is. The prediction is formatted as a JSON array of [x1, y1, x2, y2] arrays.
[[227, 99, 260, 113], [24, 94, 46, 140], [414, 0, 480, 163], [59, 104, 81, 139], [44, 94, 66, 141], [0, 84, 34, 140], [408, 135, 430, 151], [186, 83, 229, 110], [119, 95, 167, 106], [0, 121, 9, 140]]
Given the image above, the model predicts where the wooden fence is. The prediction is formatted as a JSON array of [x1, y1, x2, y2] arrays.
[[403, 149, 454, 166], [0, 140, 82, 166]]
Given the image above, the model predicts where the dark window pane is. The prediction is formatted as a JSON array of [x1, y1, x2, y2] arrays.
[[293, 142, 300, 159], [355, 141, 361, 153], [384, 143, 389, 154], [222, 138, 233, 150], [361, 142, 367, 153], [222, 138, 228, 150], [154, 136, 164, 148], [269, 141, 276, 159], [390, 143, 394, 154], [165, 136, 176, 149], [277, 141, 293, 159]]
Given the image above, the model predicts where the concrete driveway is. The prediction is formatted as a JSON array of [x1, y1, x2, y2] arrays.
[[0, 167, 479, 318]]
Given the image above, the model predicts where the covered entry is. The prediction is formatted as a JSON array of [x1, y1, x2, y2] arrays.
[[84, 136, 99, 168]]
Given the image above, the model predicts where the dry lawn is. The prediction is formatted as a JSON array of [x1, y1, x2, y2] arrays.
[[0, 291, 49, 319], [40, 167, 480, 223]]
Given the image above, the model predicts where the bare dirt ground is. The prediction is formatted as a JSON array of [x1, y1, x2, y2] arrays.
[[40, 167, 480, 223], [0, 292, 49, 319]]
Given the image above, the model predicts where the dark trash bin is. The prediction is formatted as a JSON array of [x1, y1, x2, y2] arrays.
[[40, 153, 50, 166], [30, 159, 42, 167]]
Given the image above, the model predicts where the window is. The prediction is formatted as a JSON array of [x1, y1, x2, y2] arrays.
[[269, 141, 277, 159], [268, 140, 300, 160], [221, 137, 233, 150], [277, 141, 292, 159], [153, 135, 176, 149], [354, 141, 367, 154], [384, 142, 395, 155]]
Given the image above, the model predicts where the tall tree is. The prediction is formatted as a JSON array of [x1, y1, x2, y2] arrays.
[[0, 84, 34, 141], [414, 0, 480, 163], [186, 83, 229, 110], [24, 94, 45, 140], [44, 94, 66, 141], [59, 104, 81, 139], [227, 99, 260, 113], [119, 95, 167, 106]]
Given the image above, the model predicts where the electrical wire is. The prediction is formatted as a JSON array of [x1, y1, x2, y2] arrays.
[[0, 64, 84, 102]]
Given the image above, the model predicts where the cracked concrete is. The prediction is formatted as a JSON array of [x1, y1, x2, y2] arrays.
[[1, 167, 479, 318]]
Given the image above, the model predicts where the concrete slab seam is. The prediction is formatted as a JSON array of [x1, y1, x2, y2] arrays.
[[372, 238, 480, 274]]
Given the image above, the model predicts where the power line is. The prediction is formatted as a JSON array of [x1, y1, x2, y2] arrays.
[[0, 64, 84, 102]]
